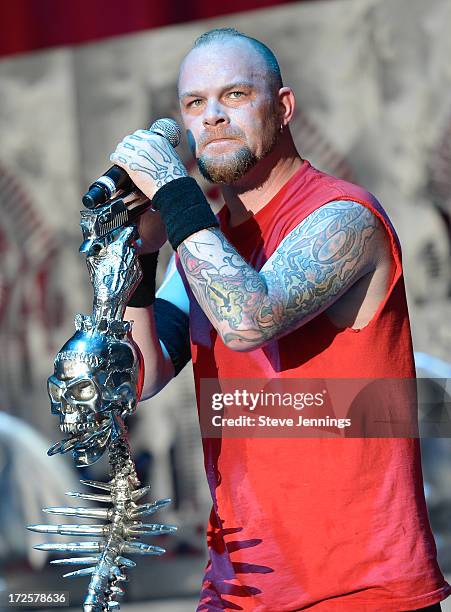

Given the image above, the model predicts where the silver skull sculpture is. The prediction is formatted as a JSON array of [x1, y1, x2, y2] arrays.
[[47, 314, 143, 467]]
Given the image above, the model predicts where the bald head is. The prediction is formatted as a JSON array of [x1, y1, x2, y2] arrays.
[[192, 29, 282, 90], [179, 28, 283, 96]]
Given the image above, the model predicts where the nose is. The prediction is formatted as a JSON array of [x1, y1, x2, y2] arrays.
[[61, 390, 76, 412], [203, 99, 229, 128]]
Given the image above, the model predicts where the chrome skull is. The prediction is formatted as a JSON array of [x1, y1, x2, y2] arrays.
[[47, 315, 143, 467]]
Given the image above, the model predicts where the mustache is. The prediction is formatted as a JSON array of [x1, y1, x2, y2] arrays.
[[198, 129, 245, 148]]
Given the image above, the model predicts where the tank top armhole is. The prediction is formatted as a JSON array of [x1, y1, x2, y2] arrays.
[[324, 195, 403, 333]]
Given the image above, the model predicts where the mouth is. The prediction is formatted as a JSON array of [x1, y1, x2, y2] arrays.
[[48, 416, 113, 459], [59, 415, 110, 437], [60, 421, 101, 434], [205, 137, 238, 146], [201, 136, 241, 151]]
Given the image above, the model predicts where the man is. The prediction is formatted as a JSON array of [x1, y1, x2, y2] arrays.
[[110, 28, 449, 612]]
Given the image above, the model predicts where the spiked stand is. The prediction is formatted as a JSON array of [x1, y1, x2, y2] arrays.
[[28, 437, 176, 611], [30, 199, 177, 610]]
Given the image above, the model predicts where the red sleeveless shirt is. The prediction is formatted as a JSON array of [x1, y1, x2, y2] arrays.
[[177, 160, 450, 611]]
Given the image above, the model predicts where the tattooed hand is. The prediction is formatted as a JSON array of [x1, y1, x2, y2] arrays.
[[110, 129, 188, 199]]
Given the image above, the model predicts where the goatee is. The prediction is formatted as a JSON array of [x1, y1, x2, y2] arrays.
[[197, 146, 258, 184], [196, 122, 280, 184]]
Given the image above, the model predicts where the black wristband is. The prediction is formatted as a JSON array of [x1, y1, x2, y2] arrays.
[[127, 251, 159, 307], [154, 297, 191, 375], [151, 176, 219, 250]]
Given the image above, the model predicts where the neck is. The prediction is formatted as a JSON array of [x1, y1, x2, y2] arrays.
[[220, 133, 303, 227]]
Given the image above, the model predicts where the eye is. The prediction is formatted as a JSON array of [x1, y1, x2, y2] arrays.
[[228, 91, 245, 99], [188, 98, 203, 108], [48, 381, 62, 401], [69, 380, 96, 401]]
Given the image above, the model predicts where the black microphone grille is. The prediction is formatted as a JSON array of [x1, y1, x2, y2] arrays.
[[149, 118, 181, 147]]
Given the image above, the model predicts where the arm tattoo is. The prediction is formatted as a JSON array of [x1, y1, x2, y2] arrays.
[[177, 201, 379, 349]]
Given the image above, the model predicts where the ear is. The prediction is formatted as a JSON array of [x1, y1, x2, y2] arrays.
[[277, 87, 296, 127]]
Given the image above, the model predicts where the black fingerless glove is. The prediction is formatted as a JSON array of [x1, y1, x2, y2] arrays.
[[127, 251, 159, 308], [151, 176, 219, 250]]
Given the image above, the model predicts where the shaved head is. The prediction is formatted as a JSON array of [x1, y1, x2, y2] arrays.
[[189, 28, 283, 93]]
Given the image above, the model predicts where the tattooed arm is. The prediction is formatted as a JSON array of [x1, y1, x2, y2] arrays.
[[109, 132, 383, 351], [177, 200, 382, 351]]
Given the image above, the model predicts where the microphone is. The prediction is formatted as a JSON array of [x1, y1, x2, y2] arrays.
[[82, 118, 181, 209]]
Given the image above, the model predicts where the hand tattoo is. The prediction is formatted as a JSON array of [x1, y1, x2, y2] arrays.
[[111, 131, 187, 194], [126, 135, 186, 188]]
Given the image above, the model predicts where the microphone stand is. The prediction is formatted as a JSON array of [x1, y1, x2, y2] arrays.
[[27, 193, 176, 611]]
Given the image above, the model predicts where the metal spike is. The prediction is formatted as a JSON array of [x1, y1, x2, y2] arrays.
[[131, 485, 151, 501], [50, 556, 100, 566], [126, 523, 177, 536], [44, 506, 111, 520], [65, 491, 111, 503], [27, 524, 108, 537], [130, 499, 171, 517], [79, 479, 112, 491], [47, 441, 63, 456], [47, 437, 78, 456], [116, 556, 136, 568], [62, 437, 81, 451], [63, 566, 96, 578], [126, 528, 171, 537], [122, 541, 166, 555], [33, 542, 103, 553]]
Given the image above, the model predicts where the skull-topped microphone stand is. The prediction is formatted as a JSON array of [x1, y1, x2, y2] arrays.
[[27, 119, 181, 611]]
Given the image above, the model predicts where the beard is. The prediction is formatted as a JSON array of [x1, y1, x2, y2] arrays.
[[197, 146, 258, 184], [196, 119, 280, 184]]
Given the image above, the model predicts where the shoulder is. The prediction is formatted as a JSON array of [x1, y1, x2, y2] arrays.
[[264, 199, 385, 283], [283, 199, 388, 268]]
